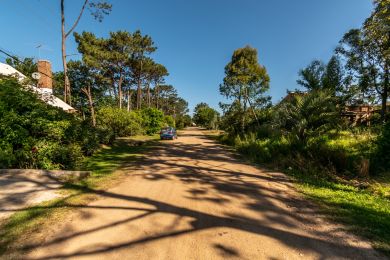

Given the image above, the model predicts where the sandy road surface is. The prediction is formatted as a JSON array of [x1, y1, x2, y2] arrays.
[[27, 128, 384, 260]]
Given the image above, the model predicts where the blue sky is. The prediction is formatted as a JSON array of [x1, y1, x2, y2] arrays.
[[0, 0, 373, 113]]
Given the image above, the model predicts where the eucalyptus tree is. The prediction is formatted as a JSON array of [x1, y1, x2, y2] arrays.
[[60, 0, 111, 104], [220, 46, 270, 134]]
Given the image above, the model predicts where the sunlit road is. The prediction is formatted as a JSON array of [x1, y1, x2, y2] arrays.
[[28, 128, 383, 260]]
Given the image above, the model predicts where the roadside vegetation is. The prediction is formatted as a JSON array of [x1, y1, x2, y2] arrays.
[[193, 102, 220, 129], [1, 25, 192, 170], [214, 0, 390, 255]]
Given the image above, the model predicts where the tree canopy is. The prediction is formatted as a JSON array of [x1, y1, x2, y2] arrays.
[[220, 46, 270, 134]]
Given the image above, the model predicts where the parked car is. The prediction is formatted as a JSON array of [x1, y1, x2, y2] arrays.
[[160, 127, 177, 140]]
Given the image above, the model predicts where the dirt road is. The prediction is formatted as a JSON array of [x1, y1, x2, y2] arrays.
[[27, 128, 383, 259], [0, 170, 63, 221]]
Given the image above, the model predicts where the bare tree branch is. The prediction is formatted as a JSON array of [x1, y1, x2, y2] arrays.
[[65, 0, 89, 38]]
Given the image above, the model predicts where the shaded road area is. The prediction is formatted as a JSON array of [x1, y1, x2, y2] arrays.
[[0, 170, 63, 220], [27, 128, 383, 259]]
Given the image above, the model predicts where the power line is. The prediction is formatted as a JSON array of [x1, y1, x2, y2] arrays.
[[0, 48, 21, 63], [0, 47, 57, 81]]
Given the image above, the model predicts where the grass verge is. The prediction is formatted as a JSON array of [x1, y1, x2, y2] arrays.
[[204, 131, 390, 257], [0, 136, 159, 259], [290, 170, 390, 256]]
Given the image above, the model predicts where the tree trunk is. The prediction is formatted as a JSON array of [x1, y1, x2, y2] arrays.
[[136, 57, 144, 109], [61, 0, 70, 104], [127, 90, 132, 111], [239, 85, 245, 135], [147, 82, 151, 108], [118, 73, 123, 109], [246, 95, 260, 128], [111, 76, 117, 97], [137, 79, 142, 109], [155, 84, 159, 109], [61, 0, 89, 105], [81, 85, 96, 127], [382, 66, 389, 123]]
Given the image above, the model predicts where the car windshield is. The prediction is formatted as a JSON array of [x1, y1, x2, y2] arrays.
[[161, 127, 173, 133]]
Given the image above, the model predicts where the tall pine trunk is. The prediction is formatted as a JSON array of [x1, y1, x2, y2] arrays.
[[155, 84, 159, 109], [137, 78, 142, 109], [147, 82, 151, 108], [136, 58, 143, 109], [118, 73, 123, 109]]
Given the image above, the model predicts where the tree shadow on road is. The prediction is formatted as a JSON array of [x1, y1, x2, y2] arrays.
[[6, 131, 384, 259]]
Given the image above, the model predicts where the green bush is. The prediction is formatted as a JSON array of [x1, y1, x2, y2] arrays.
[[373, 122, 390, 173], [163, 115, 175, 127], [141, 108, 164, 135], [176, 115, 192, 129], [193, 103, 219, 130], [0, 78, 102, 170], [96, 107, 143, 137]]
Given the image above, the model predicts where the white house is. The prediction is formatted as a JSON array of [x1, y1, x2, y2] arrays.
[[0, 61, 75, 112]]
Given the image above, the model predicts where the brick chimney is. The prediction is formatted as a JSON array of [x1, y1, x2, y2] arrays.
[[37, 60, 52, 94]]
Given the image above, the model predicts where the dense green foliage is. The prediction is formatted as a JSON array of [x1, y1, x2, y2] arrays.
[[5, 57, 37, 82], [2, 27, 190, 170], [373, 122, 390, 171], [193, 103, 219, 129], [275, 90, 340, 143], [175, 114, 192, 129], [141, 107, 165, 135], [0, 77, 180, 169], [0, 78, 108, 169], [96, 107, 143, 137]]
